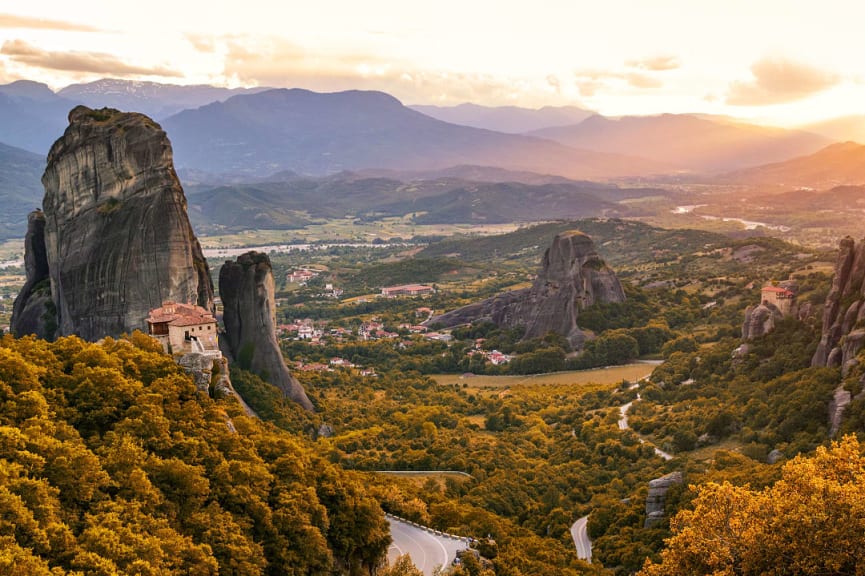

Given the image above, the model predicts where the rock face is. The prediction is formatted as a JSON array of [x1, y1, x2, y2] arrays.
[[741, 303, 783, 340], [11, 211, 55, 338], [812, 237, 865, 370], [644, 471, 683, 528], [219, 251, 313, 410], [11, 106, 213, 340], [429, 231, 626, 348]]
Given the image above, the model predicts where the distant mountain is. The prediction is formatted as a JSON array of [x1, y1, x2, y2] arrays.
[[0, 141, 44, 240], [803, 115, 865, 145], [409, 102, 594, 133], [724, 141, 865, 188], [58, 78, 272, 120], [530, 114, 831, 173], [0, 81, 76, 154], [162, 88, 666, 180], [352, 165, 579, 185], [186, 173, 665, 232]]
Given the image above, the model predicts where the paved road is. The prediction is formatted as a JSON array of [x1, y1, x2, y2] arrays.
[[387, 517, 468, 576], [618, 393, 673, 460], [570, 515, 592, 561]]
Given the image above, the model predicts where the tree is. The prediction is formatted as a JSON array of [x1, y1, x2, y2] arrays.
[[379, 554, 423, 576], [639, 435, 865, 576]]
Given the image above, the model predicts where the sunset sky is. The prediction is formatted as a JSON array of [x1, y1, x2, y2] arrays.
[[1, 0, 863, 126]]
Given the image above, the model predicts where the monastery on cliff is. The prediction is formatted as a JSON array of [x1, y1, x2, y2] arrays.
[[146, 301, 221, 357]]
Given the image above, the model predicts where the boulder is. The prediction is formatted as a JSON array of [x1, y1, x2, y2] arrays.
[[813, 237, 865, 367], [644, 471, 683, 528], [11, 211, 56, 339], [429, 231, 625, 348], [13, 106, 213, 341], [219, 251, 313, 410], [741, 303, 783, 340]]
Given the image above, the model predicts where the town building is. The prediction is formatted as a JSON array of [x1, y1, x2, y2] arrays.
[[287, 269, 319, 285], [146, 301, 220, 357], [380, 284, 435, 298]]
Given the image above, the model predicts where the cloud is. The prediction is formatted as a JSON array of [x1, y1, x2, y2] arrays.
[[625, 72, 662, 89], [1, 39, 181, 77], [215, 36, 551, 105], [626, 55, 680, 71], [726, 57, 840, 106], [185, 33, 217, 53], [0, 13, 100, 32]]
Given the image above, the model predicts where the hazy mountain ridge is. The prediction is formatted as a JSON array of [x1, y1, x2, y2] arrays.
[[530, 113, 831, 172], [186, 174, 665, 231], [724, 141, 865, 188], [162, 88, 668, 180], [409, 102, 595, 133], [0, 141, 45, 240], [0, 81, 76, 154], [58, 78, 273, 119]]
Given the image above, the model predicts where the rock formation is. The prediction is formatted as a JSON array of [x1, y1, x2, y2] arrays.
[[219, 251, 313, 410], [11, 211, 55, 339], [644, 471, 683, 528], [741, 303, 783, 340], [429, 230, 625, 348], [11, 106, 213, 340], [812, 236, 865, 372]]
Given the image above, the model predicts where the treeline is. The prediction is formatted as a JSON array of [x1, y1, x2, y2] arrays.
[[0, 333, 390, 575]]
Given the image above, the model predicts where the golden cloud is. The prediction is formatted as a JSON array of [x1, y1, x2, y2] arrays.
[[626, 55, 681, 71], [1, 39, 181, 78], [0, 13, 100, 32], [726, 57, 840, 106]]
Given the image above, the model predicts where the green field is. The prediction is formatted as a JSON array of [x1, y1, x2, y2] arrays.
[[429, 362, 658, 388]]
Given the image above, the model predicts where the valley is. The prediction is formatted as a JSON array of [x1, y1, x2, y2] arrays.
[[0, 63, 864, 576]]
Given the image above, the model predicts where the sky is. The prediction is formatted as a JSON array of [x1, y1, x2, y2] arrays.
[[1, 0, 863, 126]]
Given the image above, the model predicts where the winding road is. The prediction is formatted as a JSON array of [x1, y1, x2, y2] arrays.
[[570, 515, 592, 561], [618, 393, 673, 460], [387, 517, 468, 576]]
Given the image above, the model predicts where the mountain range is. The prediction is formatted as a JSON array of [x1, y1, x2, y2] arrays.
[[409, 102, 595, 133], [0, 142, 44, 240], [185, 172, 665, 232], [161, 88, 665, 179], [530, 114, 831, 172], [724, 141, 865, 188], [57, 78, 272, 120]]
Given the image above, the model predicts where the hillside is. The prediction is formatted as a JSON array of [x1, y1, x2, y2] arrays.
[[530, 114, 830, 172], [58, 78, 272, 119], [804, 114, 865, 144], [724, 141, 865, 188], [0, 81, 75, 154], [0, 141, 45, 240], [0, 333, 390, 575], [185, 175, 666, 232], [162, 88, 666, 179], [409, 102, 594, 133]]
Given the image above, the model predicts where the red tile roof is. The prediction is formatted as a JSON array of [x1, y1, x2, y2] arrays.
[[147, 301, 216, 328]]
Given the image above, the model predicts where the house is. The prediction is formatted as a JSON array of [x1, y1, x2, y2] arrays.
[[287, 269, 319, 285], [380, 284, 435, 298], [147, 301, 220, 357]]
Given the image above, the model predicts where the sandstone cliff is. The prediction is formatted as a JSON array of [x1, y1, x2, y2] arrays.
[[11, 210, 55, 339], [741, 303, 783, 340], [644, 471, 683, 528], [219, 251, 313, 410], [12, 106, 213, 340], [812, 236, 865, 373], [429, 231, 626, 348]]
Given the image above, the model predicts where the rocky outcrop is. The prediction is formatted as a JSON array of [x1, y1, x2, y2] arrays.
[[429, 231, 626, 348], [644, 471, 683, 528], [741, 303, 783, 340], [813, 237, 865, 368], [828, 386, 853, 437], [219, 251, 313, 410], [11, 211, 56, 338], [12, 106, 213, 341]]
